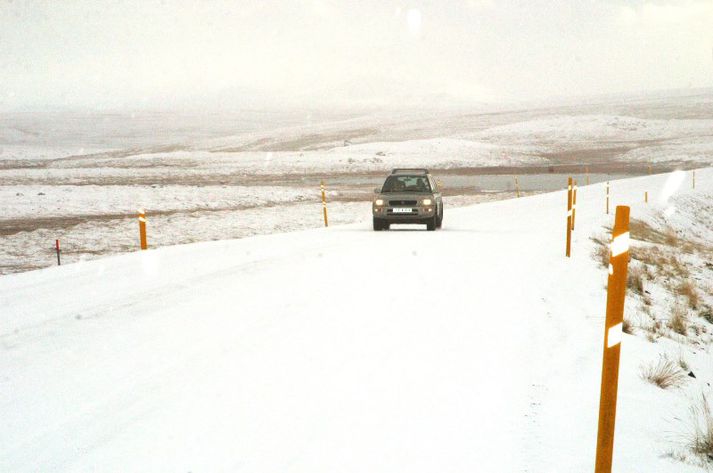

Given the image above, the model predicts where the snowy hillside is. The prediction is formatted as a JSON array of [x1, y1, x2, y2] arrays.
[[3, 94, 712, 275], [1, 168, 712, 472]]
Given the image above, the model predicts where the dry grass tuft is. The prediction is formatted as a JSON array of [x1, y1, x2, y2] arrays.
[[630, 219, 672, 245], [639, 355, 688, 389], [677, 280, 700, 310], [687, 395, 713, 464], [591, 236, 610, 268], [664, 227, 679, 246], [667, 255, 690, 278], [680, 236, 713, 256], [631, 245, 664, 266], [627, 266, 645, 295], [669, 306, 689, 335]]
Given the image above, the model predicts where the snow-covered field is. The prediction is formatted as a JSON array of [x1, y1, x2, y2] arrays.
[[2, 92, 712, 275], [1, 167, 711, 472]]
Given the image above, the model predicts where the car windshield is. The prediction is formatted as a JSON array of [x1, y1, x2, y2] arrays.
[[381, 175, 432, 193]]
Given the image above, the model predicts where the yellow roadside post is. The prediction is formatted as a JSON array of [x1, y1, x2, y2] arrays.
[[644, 191, 648, 204], [320, 180, 329, 227], [605, 182, 610, 215], [572, 180, 578, 230], [514, 176, 521, 198], [566, 177, 573, 257], [594, 205, 630, 473], [138, 209, 148, 250]]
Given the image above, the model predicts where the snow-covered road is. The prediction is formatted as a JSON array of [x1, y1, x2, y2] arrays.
[[1, 168, 711, 472]]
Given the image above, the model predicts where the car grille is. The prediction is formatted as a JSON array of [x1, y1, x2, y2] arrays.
[[389, 200, 418, 206]]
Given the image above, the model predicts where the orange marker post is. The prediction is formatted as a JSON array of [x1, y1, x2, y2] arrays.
[[320, 180, 329, 227], [566, 177, 573, 257], [594, 205, 630, 473], [138, 209, 148, 250], [55, 239, 61, 265], [572, 180, 578, 231]]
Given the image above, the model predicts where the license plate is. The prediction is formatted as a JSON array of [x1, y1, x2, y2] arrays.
[[392, 208, 412, 213]]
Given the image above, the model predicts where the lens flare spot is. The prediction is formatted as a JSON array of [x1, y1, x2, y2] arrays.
[[658, 170, 685, 204]]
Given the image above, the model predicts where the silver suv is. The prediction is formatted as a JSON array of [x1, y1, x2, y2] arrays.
[[372, 169, 443, 231]]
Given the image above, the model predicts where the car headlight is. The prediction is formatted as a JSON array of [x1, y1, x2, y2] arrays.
[[375, 199, 384, 206], [421, 198, 432, 206]]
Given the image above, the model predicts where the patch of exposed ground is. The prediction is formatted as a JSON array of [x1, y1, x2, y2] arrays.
[[213, 127, 380, 152]]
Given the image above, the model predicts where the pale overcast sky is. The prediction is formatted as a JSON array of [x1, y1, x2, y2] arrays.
[[1, 0, 712, 110]]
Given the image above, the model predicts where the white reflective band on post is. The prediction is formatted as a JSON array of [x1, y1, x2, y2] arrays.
[[138, 217, 146, 223], [611, 232, 630, 257], [568, 210, 573, 216], [608, 263, 614, 275], [607, 322, 623, 348]]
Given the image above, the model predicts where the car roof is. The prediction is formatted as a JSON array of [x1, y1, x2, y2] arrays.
[[390, 168, 430, 175]]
